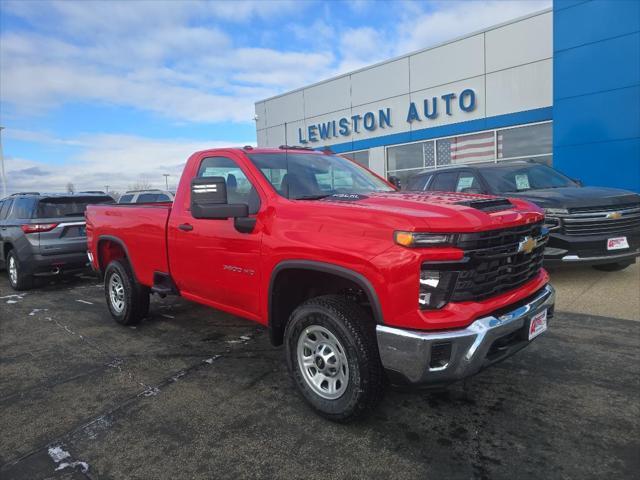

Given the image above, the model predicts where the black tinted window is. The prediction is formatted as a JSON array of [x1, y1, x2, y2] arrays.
[[137, 193, 159, 203], [119, 194, 134, 203], [36, 196, 113, 218], [407, 175, 431, 191], [0, 200, 10, 220], [9, 198, 36, 219], [430, 172, 458, 192]]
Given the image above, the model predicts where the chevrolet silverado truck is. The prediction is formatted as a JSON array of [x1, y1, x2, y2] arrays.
[[86, 147, 555, 422]]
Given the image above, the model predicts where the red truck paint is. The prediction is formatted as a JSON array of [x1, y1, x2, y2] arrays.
[[87, 148, 549, 332]]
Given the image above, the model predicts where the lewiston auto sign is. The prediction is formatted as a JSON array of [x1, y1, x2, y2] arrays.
[[298, 88, 477, 144]]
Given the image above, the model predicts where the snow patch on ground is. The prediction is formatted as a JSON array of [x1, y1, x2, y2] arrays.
[[48, 445, 70, 463], [2, 293, 26, 304], [204, 355, 222, 364], [161, 314, 175, 319], [55, 461, 89, 473], [29, 308, 48, 316], [226, 335, 252, 344], [76, 299, 94, 305]]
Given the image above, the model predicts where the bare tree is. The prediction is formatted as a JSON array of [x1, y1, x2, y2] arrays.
[[66, 182, 75, 194], [128, 175, 152, 191]]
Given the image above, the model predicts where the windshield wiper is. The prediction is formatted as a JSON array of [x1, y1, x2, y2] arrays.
[[293, 194, 333, 200]]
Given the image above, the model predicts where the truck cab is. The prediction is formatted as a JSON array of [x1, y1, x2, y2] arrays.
[[86, 147, 555, 422]]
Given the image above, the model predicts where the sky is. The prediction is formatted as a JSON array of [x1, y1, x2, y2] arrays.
[[0, 0, 551, 194]]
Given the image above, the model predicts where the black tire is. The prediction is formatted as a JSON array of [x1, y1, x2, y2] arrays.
[[6, 250, 33, 291], [592, 261, 634, 272], [284, 294, 385, 422], [104, 259, 150, 325]]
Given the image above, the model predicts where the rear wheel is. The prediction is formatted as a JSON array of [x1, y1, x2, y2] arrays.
[[104, 259, 149, 325], [592, 261, 634, 272], [7, 250, 33, 291], [284, 295, 385, 422]]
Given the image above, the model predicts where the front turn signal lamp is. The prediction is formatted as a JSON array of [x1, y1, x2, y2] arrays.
[[394, 231, 452, 247]]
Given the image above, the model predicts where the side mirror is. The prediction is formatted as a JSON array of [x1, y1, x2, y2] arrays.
[[191, 176, 248, 219], [388, 175, 402, 190]]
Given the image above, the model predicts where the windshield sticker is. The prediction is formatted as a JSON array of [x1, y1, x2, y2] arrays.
[[323, 193, 369, 201], [457, 176, 475, 191], [515, 174, 530, 190]]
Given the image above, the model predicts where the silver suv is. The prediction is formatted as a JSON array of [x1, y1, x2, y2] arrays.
[[0, 192, 114, 290], [118, 189, 174, 204]]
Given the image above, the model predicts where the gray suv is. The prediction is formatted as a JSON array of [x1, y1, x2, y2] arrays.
[[0, 192, 114, 290]]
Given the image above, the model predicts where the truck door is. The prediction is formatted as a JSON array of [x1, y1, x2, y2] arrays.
[[168, 155, 263, 319]]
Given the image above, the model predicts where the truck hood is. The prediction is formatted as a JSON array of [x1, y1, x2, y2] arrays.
[[315, 191, 542, 231], [504, 186, 640, 210]]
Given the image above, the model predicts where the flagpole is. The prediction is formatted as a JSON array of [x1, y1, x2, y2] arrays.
[[0, 126, 7, 198]]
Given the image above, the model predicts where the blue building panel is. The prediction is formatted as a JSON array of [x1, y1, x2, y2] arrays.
[[553, 0, 640, 192], [555, 32, 640, 100], [554, 85, 640, 146], [554, 0, 640, 52], [555, 139, 640, 191]]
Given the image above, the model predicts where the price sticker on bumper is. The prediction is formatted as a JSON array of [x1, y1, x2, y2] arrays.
[[528, 309, 547, 340], [607, 237, 629, 250]]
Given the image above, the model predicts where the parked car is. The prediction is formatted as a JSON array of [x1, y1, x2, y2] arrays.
[[406, 161, 640, 271], [118, 189, 174, 204], [0, 192, 114, 290], [87, 147, 555, 422]]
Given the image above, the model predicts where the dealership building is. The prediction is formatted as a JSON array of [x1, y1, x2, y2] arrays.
[[255, 1, 639, 192]]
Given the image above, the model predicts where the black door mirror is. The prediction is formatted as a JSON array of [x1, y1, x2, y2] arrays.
[[387, 175, 402, 190], [191, 176, 249, 219]]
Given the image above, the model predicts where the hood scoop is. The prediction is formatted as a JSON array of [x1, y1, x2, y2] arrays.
[[454, 197, 513, 212]]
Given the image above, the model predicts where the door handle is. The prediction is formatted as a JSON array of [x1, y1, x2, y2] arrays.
[[178, 223, 193, 232]]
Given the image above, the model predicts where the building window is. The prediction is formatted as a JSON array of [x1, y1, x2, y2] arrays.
[[386, 141, 435, 188], [436, 131, 495, 165], [497, 123, 552, 160], [343, 150, 370, 168]]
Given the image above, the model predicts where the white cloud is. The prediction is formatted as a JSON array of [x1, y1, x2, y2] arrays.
[[392, 0, 551, 56], [3, 131, 255, 194]]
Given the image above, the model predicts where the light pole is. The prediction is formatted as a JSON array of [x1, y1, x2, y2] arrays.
[[163, 174, 170, 190], [0, 126, 6, 198]]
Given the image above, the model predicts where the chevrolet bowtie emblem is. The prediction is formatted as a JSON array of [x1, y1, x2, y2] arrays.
[[606, 211, 622, 219], [518, 236, 537, 254]]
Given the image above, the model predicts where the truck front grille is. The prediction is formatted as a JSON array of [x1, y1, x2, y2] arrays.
[[425, 222, 547, 303], [561, 204, 640, 236]]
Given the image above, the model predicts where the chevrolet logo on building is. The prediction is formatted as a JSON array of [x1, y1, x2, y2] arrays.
[[606, 211, 622, 219], [517, 236, 538, 254]]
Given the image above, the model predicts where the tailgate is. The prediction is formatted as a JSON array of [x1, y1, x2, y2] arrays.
[[38, 219, 87, 256]]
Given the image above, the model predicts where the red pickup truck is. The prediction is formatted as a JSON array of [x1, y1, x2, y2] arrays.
[[86, 146, 555, 421]]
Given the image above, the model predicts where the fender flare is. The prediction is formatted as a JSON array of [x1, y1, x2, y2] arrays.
[[268, 260, 385, 344], [97, 235, 137, 280]]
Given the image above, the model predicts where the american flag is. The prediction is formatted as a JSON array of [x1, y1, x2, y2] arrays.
[[449, 131, 498, 163]]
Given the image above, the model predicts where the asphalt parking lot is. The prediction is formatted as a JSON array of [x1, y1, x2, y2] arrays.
[[1, 270, 639, 480]]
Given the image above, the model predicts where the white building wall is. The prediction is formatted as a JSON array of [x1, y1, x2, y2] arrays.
[[256, 9, 553, 161]]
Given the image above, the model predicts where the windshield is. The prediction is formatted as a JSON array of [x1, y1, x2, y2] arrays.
[[482, 164, 577, 193], [36, 196, 114, 218], [248, 153, 393, 200]]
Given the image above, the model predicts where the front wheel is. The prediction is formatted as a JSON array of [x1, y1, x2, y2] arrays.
[[284, 295, 385, 422], [592, 261, 634, 272], [104, 259, 149, 325]]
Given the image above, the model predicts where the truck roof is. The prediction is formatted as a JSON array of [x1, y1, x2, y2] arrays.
[[193, 146, 330, 156]]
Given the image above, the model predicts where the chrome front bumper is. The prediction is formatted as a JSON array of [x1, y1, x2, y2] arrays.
[[376, 284, 555, 385]]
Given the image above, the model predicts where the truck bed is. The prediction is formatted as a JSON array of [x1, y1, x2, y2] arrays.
[[86, 203, 172, 286]]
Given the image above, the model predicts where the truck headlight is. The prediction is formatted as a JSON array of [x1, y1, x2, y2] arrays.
[[395, 231, 453, 247], [419, 269, 456, 309]]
